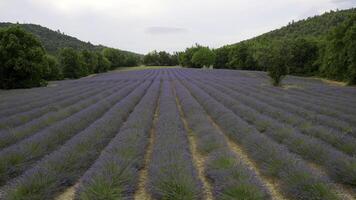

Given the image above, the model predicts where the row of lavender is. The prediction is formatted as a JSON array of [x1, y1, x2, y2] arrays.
[[175, 69, 355, 198], [175, 77, 338, 199], [174, 80, 271, 199], [0, 69, 203, 199], [0, 80, 152, 199], [0, 81, 141, 186], [0, 68, 355, 199], [75, 80, 160, 199]]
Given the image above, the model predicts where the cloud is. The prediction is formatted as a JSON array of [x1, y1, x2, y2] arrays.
[[145, 26, 188, 35]]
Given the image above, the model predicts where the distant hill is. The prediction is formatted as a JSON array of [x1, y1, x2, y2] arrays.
[[209, 8, 356, 83], [232, 8, 356, 45], [0, 22, 140, 56]]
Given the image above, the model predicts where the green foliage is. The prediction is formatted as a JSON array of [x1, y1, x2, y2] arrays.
[[0, 26, 47, 89], [213, 46, 230, 69], [81, 50, 98, 74], [59, 48, 87, 79], [178, 44, 204, 68], [228, 43, 257, 70], [124, 54, 140, 67], [143, 50, 178, 66], [287, 38, 319, 75], [211, 8, 356, 84], [191, 47, 216, 68], [346, 24, 356, 85], [43, 55, 62, 80], [321, 14, 356, 84], [102, 48, 141, 69], [266, 41, 289, 86], [95, 52, 111, 73]]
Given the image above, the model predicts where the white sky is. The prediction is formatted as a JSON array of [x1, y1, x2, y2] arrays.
[[0, 0, 355, 54]]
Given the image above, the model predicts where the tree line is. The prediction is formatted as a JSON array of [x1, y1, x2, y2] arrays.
[[0, 26, 141, 89], [143, 50, 179, 66]]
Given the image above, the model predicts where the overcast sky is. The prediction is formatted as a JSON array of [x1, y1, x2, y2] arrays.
[[0, 0, 355, 54]]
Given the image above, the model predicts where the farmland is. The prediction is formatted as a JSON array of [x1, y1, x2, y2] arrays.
[[0, 68, 355, 200]]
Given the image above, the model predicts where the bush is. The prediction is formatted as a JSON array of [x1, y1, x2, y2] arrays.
[[0, 26, 47, 89]]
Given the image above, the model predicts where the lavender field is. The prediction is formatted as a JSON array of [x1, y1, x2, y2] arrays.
[[0, 68, 355, 200]]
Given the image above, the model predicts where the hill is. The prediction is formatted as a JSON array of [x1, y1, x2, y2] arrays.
[[0, 22, 140, 56], [211, 8, 356, 83], [243, 8, 356, 43]]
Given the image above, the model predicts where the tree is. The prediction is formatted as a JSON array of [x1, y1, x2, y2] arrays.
[[213, 46, 230, 69], [191, 47, 216, 68], [288, 38, 319, 75], [143, 50, 177, 66], [345, 23, 356, 85], [59, 48, 86, 79], [144, 51, 160, 66], [266, 41, 290, 86], [321, 14, 356, 84], [124, 55, 140, 67], [43, 55, 62, 80], [178, 44, 203, 68], [228, 43, 257, 70], [102, 48, 125, 69], [95, 52, 111, 73], [158, 51, 171, 65], [0, 26, 47, 89], [81, 50, 98, 74]]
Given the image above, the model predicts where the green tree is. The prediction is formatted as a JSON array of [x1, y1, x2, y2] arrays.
[[43, 55, 62, 80], [81, 50, 98, 74], [320, 14, 356, 82], [266, 41, 290, 86], [228, 43, 257, 70], [124, 55, 139, 67], [59, 48, 86, 79], [213, 46, 230, 69], [95, 52, 111, 73], [144, 51, 160, 66], [178, 44, 203, 68], [345, 23, 356, 84], [191, 47, 216, 68], [0, 26, 47, 89], [288, 38, 319, 75], [102, 48, 125, 69], [143, 50, 177, 66]]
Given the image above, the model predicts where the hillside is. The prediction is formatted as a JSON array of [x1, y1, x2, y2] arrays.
[[0, 22, 140, 56], [239, 8, 356, 44], [210, 8, 356, 83]]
